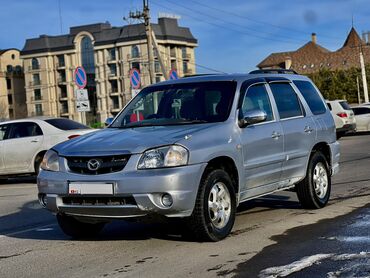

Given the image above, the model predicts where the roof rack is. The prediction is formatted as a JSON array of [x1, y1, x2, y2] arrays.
[[249, 69, 298, 75]]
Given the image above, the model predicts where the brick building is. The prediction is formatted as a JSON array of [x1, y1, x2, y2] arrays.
[[257, 27, 369, 74]]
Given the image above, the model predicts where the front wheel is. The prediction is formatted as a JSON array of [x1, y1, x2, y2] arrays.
[[57, 214, 106, 239], [296, 151, 331, 209], [186, 169, 236, 242]]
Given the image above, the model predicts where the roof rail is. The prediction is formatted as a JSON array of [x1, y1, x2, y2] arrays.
[[249, 69, 298, 75], [181, 73, 220, 78]]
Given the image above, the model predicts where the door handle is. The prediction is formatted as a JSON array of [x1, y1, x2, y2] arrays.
[[271, 131, 281, 139], [304, 126, 314, 133], [31, 139, 39, 143]]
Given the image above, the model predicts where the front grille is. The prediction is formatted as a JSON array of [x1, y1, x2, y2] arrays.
[[62, 196, 136, 206], [66, 155, 130, 175]]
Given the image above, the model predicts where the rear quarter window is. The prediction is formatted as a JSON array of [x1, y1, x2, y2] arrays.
[[293, 80, 327, 115], [339, 101, 351, 110]]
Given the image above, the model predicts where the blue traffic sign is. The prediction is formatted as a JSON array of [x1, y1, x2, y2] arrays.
[[74, 66, 87, 89], [169, 69, 179, 80], [130, 68, 141, 89]]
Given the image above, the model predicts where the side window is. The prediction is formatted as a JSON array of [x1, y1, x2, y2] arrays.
[[8, 122, 43, 139], [326, 103, 332, 111], [269, 83, 303, 119], [0, 124, 10, 140], [242, 84, 273, 121], [293, 80, 327, 115]]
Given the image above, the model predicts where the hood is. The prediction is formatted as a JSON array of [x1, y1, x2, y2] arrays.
[[53, 124, 215, 156]]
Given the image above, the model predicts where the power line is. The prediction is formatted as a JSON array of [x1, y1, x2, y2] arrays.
[[185, 0, 342, 41], [151, 0, 303, 45]]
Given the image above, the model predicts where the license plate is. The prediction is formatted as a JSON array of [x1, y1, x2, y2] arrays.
[[68, 182, 114, 195]]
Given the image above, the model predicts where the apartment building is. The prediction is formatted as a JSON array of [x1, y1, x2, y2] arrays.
[[0, 49, 26, 120], [20, 17, 198, 124]]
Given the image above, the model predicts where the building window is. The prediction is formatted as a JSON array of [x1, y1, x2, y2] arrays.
[[58, 70, 66, 83], [132, 62, 140, 71], [109, 64, 117, 76], [155, 61, 160, 73], [33, 74, 40, 86], [81, 37, 95, 74], [11, 54, 15, 60], [34, 89, 41, 101], [32, 58, 40, 70], [302, 65, 307, 69], [131, 45, 139, 58], [15, 65, 22, 73], [170, 46, 176, 57], [108, 48, 116, 61], [310, 64, 314, 68], [181, 47, 187, 58], [183, 61, 188, 74], [109, 80, 118, 93], [171, 60, 177, 70], [111, 96, 120, 109], [155, 76, 161, 83], [35, 104, 43, 116], [6, 78, 11, 90], [7, 94, 13, 105], [57, 55, 65, 67], [7, 65, 13, 73], [60, 101, 68, 114]]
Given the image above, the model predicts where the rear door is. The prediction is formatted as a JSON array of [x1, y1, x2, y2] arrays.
[[3, 122, 44, 173], [268, 82, 316, 182], [352, 107, 370, 131]]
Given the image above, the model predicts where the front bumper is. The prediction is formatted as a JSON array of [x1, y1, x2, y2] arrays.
[[37, 160, 207, 219]]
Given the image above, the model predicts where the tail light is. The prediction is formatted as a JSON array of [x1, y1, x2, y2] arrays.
[[337, 112, 348, 118], [68, 134, 80, 140]]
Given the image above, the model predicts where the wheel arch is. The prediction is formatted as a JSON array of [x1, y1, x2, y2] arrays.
[[311, 142, 331, 167], [33, 150, 47, 172]]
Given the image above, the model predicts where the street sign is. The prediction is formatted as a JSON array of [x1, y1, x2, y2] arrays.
[[130, 68, 141, 89], [76, 100, 90, 112], [169, 69, 179, 80], [74, 66, 87, 89], [75, 89, 89, 101]]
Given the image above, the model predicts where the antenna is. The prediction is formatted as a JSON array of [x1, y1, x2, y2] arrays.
[[58, 0, 63, 34]]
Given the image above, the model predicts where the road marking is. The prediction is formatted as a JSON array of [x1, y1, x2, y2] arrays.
[[0, 223, 57, 239]]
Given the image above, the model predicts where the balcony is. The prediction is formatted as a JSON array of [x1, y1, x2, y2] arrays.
[[31, 111, 43, 117], [28, 66, 41, 72], [107, 55, 117, 63], [109, 89, 120, 95], [56, 62, 66, 69], [127, 54, 142, 61], [182, 53, 191, 60], [31, 96, 43, 102], [29, 81, 41, 87]]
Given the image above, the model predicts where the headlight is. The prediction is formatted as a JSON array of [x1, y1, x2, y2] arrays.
[[138, 145, 189, 169], [40, 149, 60, 172]]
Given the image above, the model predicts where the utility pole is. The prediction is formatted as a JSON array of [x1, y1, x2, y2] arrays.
[[357, 76, 361, 104], [126, 0, 155, 85], [359, 45, 369, 103]]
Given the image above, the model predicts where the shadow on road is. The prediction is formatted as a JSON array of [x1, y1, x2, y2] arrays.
[[1, 192, 303, 242]]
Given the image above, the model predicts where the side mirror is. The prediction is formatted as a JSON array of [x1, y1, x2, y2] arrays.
[[104, 117, 114, 127], [239, 109, 267, 128]]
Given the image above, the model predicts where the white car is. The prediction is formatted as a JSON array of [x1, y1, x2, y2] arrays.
[[351, 106, 370, 132], [326, 100, 356, 137], [0, 117, 95, 177]]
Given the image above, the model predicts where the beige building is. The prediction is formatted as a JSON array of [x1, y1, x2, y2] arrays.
[[0, 49, 27, 120], [20, 17, 198, 125]]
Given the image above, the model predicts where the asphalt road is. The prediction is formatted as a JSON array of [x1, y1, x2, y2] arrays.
[[0, 134, 369, 278]]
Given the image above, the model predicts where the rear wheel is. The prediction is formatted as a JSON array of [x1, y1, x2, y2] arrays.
[[296, 152, 331, 209], [57, 214, 105, 239], [186, 169, 236, 241]]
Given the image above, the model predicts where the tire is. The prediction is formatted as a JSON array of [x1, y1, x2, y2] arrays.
[[57, 214, 106, 239], [296, 151, 331, 209], [186, 169, 236, 242]]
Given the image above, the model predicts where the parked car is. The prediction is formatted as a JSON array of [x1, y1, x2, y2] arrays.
[[0, 117, 95, 177], [326, 100, 356, 138], [38, 70, 339, 241], [351, 106, 370, 132]]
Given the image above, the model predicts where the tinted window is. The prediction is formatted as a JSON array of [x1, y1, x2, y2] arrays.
[[45, 119, 89, 130], [326, 103, 332, 111], [293, 80, 326, 115], [8, 122, 43, 139], [242, 84, 273, 121], [352, 107, 370, 115], [0, 124, 10, 140], [339, 101, 351, 110], [270, 83, 303, 119]]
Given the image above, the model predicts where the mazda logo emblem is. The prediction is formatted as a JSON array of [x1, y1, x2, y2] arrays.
[[87, 159, 102, 171]]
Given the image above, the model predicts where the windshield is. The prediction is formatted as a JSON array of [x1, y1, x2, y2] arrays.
[[45, 118, 89, 130], [110, 81, 237, 128]]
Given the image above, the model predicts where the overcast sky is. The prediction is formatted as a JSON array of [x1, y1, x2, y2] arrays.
[[0, 0, 369, 73]]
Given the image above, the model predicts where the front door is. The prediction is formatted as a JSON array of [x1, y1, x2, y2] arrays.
[[239, 83, 284, 190]]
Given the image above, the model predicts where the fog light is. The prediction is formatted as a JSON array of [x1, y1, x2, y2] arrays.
[[38, 194, 47, 208], [161, 193, 173, 207]]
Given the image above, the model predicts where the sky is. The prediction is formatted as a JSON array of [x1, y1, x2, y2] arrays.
[[0, 0, 369, 74]]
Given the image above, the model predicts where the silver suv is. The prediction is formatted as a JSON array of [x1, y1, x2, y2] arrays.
[[38, 70, 340, 241]]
